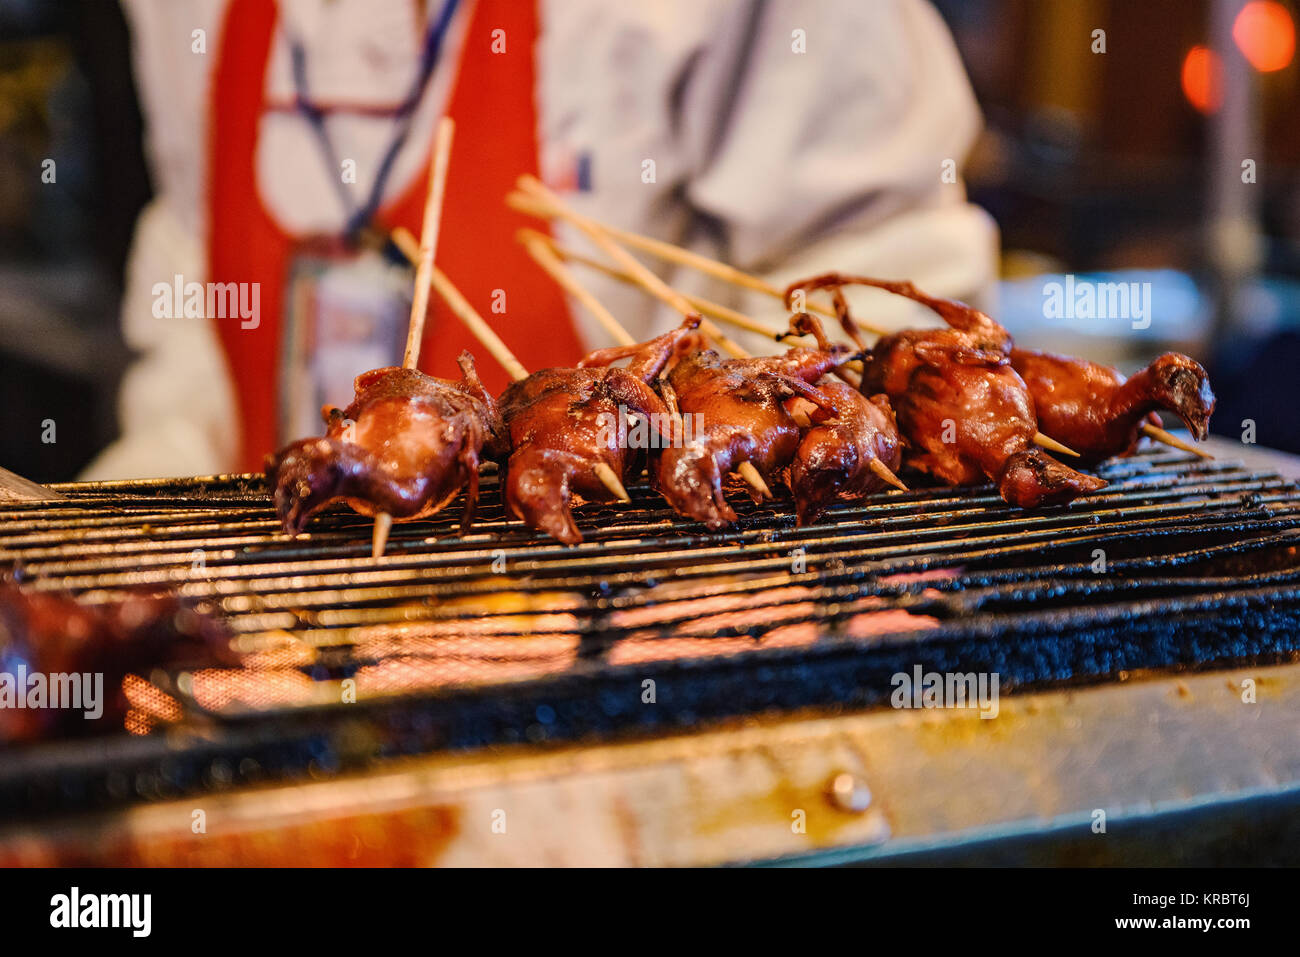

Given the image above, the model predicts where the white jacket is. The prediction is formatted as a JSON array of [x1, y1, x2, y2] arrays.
[[86, 0, 996, 479]]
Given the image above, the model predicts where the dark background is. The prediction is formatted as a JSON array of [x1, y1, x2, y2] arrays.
[[0, 0, 145, 480]]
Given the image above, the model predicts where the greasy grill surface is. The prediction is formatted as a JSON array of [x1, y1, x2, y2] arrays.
[[3, 447, 1300, 813]]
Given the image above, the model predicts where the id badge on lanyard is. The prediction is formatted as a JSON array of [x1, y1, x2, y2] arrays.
[[280, 245, 412, 444], [272, 1, 459, 444]]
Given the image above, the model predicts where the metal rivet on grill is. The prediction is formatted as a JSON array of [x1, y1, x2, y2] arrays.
[[826, 772, 871, 813]]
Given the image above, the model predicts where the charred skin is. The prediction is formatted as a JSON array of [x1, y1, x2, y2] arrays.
[[266, 354, 499, 535], [864, 335, 1106, 508], [789, 383, 903, 525], [500, 318, 700, 544], [1011, 350, 1216, 463], [656, 345, 847, 529]]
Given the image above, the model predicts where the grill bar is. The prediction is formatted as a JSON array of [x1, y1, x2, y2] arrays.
[[3, 453, 1297, 631], [2, 447, 1299, 817]]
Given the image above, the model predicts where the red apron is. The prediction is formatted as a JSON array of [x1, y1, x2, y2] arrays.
[[209, 0, 584, 471]]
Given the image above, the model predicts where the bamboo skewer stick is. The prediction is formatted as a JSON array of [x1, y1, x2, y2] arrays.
[[594, 466, 633, 503], [370, 510, 394, 561], [736, 462, 774, 500], [519, 231, 635, 346], [0, 465, 66, 502], [512, 186, 905, 497], [1033, 433, 1080, 458], [518, 229, 782, 342], [508, 189, 1209, 462], [524, 227, 868, 394], [393, 228, 528, 382], [1141, 423, 1213, 458], [520, 227, 864, 385], [515, 178, 776, 500], [517, 229, 780, 341], [375, 116, 456, 559], [402, 118, 456, 370], [870, 461, 910, 492], [506, 190, 885, 336], [513, 178, 750, 360], [392, 229, 630, 504]]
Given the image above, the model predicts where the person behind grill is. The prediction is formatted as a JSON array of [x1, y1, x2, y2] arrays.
[[82, 0, 996, 480]]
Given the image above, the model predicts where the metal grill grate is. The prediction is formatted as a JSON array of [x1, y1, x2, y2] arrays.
[[3, 447, 1300, 814]]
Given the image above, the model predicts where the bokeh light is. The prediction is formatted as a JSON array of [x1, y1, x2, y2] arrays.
[[1182, 45, 1224, 114], [1233, 1, 1295, 72]]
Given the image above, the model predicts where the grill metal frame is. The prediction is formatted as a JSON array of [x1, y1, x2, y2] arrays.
[[3, 659, 1298, 866], [2, 445, 1300, 819]]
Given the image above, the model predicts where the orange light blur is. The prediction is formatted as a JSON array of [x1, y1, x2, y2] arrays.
[[1233, 1, 1296, 72], [1182, 45, 1224, 114]]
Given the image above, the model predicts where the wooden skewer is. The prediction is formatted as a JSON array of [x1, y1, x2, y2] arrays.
[[549, 228, 1073, 463], [736, 462, 773, 500], [519, 231, 635, 346], [515, 187, 908, 496], [525, 226, 868, 397], [516, 177, 776, 501], [526, 221, 1066, 468], [869, 459, 909, 491], [508, 189, 888, 337], [513, 178, 750, 360], [595, 467, 633, 502], [518, 229, 783, 342], [402, 118, 456, 369], [1142, 423, 1213, 459], [370, 512, 393, 560], [393, 228, 631, 504], [699, 324, 751, 362], [376, 116, 456, 559], [1033, 432, 1080, 458], [428, 266, 532, 382], [512, 189, 1207, 463], [393, 227, 528, 382]]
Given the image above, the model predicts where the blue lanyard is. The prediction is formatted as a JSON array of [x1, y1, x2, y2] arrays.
[[287, 0, 462, 241]]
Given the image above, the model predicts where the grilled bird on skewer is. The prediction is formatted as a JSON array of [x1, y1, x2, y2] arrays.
[[266, 353, 501, 535], [781, 313, 904, 525], [1009, 349, 1215, 464], [0, 582, 236, 743], [655, 333, 853, 529], [787, 272, 1216, 466], [500, 317, 701, 545], [786, 274, 1107, 508]]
